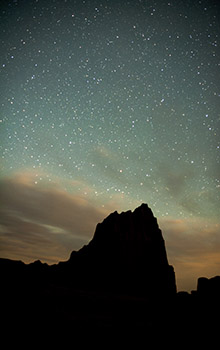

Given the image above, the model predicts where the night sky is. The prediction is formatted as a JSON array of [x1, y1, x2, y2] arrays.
[[0, 0, 219, 291]]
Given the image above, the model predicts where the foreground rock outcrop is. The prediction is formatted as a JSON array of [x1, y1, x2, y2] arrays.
[[64, 203, 176, 296]]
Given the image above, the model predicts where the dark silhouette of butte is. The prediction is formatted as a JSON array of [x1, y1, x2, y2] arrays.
[[1, 203, 220, 340], [64, 203, 176, 295]]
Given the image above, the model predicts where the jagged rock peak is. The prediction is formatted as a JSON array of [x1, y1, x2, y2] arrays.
[[101, 203, 153, 217], [67, 203, 176, 295], [74, 203, 170, 272], [91, 203, 162, 245]]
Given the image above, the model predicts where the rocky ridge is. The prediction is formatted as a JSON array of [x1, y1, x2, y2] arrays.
[[65, 203, 176, 296]]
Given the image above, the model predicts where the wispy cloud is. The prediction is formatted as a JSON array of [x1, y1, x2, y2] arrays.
[[157, 162, 194, 197], [0, 173, 109, 263]]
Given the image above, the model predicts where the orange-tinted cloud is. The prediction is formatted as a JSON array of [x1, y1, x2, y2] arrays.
[[0, 174, 109, 263], [159, 217, 220, 291]]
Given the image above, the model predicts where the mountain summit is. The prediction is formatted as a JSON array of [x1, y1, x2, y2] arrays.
[[66, 203, 176, 296]]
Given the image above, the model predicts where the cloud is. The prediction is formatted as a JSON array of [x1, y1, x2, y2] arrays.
[[158, 163, 194, 197], [157, 163, 219, 218], [0, 174, 109, 263], [159, 217, 220, 291], [90, 145, 122, 181]]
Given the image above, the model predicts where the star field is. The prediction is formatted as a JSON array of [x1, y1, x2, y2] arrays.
[[0, 0, 219, 289]]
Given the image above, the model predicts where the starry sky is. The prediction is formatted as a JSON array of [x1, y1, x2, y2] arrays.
[[0, 0, 219, 291]]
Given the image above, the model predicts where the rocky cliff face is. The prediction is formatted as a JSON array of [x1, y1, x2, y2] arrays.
[[67, 203, 176, 296]]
